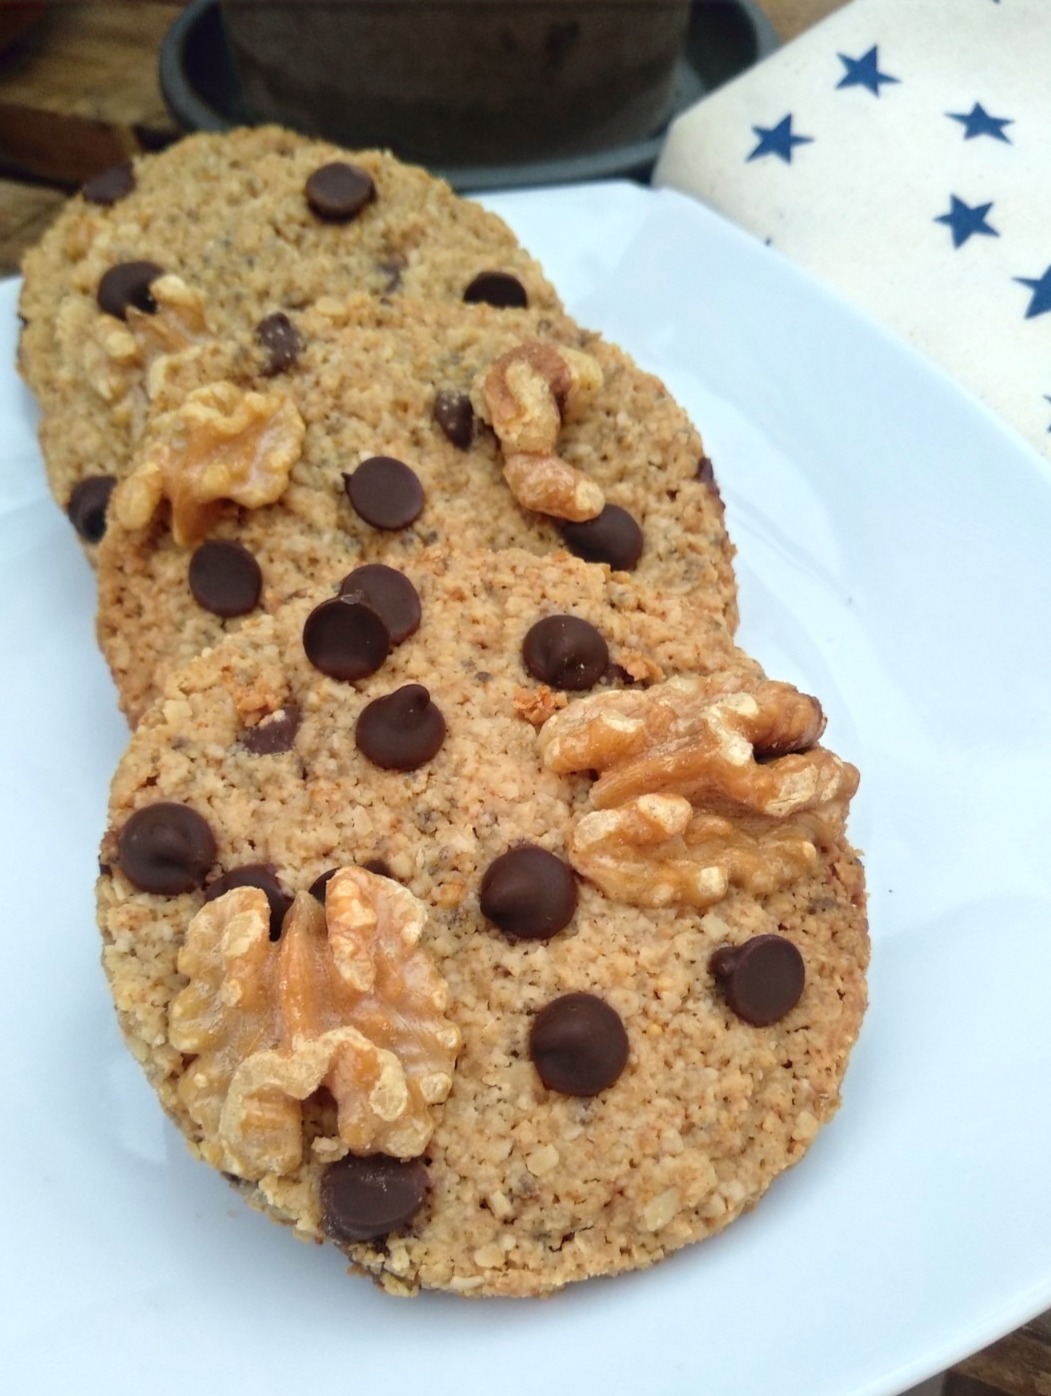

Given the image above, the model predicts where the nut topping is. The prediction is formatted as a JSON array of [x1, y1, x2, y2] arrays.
[[84, 274, 209, 405], [538, 675, 858, 908], [113, 379, 305, 546], [473, 341, 604, 521], [169, 871, 460, 1180]]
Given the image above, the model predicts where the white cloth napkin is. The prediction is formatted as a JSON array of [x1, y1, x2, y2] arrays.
[[655, 0, 1051, 466]]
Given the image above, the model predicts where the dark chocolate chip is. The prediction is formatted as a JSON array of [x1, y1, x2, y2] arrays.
[[303, 597, 390, 681], [242, 705, 301, 755], [603, 662, 636, 687], [339, 564, 421, 645], [204, 863, 291, 940], [82, 160, 135, 206], [463, 271, 529, 308], [188, 539, 263, 618], [522, 615, 609, 691], [343, 456, 424, 531], [320, 1153, 428, 1244], [710, 934, 805, 1027], [479, 845, 577, 941], [432, 390, 475, 450], [697, 453, 724, 507], [256, 312, 303, 376], [305, 161, 376, 221], [117, 802, 216, 895], [97, 260, 164, 320], [67, 474, 116, 543], [355, 683, 446, 771], [559, 504, 644, 572], [309, 868, 338, 903], [529, 992, 629, 1096]]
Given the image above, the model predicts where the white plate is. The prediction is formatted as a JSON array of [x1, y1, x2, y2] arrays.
[[2, 183, 1050, 1396]]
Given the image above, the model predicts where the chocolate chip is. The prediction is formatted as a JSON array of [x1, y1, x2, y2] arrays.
[[463, 271, 528, 308], [305, 161, 376, 221], [479, 845, 577, 941], [522, 615, 609, 691], [308, 868, 337, 903], [188, 539, 263, 618], [82, 160, 135, 206], [529, 993, 629, 1096], [355, 684, 446, 771], [117, 802, 216, 895], [67, 474, 116, 543], [256, 312, 303, 376], [303, 597, 390, 681], [204, 863, 291, 940], [242, 705, 301, 755], [363, 857, 394, 878], [697, 453, 724, 506], [710, 934, 805, 1026], [320, 1153, 428, 1244], [97, 260, 164, 320], [432, 391, 475, 450], [559, 504, 644, 572], [339, 564, 421, 645], [343, 456, 424, 531]]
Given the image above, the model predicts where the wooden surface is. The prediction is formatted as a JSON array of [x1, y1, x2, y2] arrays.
[[0, 6, 1045, 1390]]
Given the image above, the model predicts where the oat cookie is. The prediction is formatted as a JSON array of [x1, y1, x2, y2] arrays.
[[97, 546, 868, 1297], [18, 126, 559, 544], [96, 294, 736, 724]]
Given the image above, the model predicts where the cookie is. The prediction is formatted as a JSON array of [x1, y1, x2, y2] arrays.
[[97, 545, 868, 1297], [17, 126, 560, 547], [95, 294, 737, 724]]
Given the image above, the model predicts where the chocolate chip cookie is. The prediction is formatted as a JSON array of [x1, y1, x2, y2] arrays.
[[17, 126, 560, 548], [97, 545, 868, 1297], [95, 294, 737, 724]]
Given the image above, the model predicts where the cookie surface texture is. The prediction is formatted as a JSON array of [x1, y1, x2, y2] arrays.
[[18, 127, 559, 539], [97, 546, 868, 1297], [96, 295, 736, 724]]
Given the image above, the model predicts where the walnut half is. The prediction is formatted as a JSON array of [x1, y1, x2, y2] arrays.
[[168, 869, 460, 1181], [538, 674, 858, 909], [113, 379, 305, 546], [473, 341, 605, 521]]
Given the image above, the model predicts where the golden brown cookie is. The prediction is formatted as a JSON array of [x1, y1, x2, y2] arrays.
[[95, 295, 736, 724], [18, 126, 560, 547], [97, 546, 868, 1297]]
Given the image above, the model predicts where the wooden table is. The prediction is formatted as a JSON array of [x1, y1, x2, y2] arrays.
[[0, 5, 1045, 1391]]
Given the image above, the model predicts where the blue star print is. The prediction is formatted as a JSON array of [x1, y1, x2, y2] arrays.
[[836, 46, 900, 96], [1015, 267, 1051, 319], [747, 115, 813, 164], [934, 196, 998, 249], [947, 103, 1013, 142]]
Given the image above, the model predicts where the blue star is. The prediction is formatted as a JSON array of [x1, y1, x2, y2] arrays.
[[836, 46, 900, 96], [747, 115, 813, 164], [1015, 267, 1051, 319], [934, 195, 998, 249], [947, 102, 1013, 142]]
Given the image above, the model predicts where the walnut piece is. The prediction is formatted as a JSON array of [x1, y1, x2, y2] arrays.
[[113, 379, 305, 546], [473, 341, 605, 521], [539, 674, 858, 908], [168, 870, 460, 1180], [83, 274, 209, 405]]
